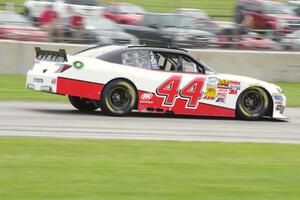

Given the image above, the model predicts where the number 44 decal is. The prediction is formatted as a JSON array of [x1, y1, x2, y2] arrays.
[[156, 75, 205, 108]]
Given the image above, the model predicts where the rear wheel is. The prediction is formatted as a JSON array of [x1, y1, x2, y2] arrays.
[[236, 87, 269, 120], [100, 80, 137, 116], [68, 95, 99, 111]]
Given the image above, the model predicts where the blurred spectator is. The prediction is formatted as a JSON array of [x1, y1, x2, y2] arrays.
[[240, 14, 254, 33], [69, 10, 85, 39], [39, 5, 58, 28], [39, 4, 64, 40]]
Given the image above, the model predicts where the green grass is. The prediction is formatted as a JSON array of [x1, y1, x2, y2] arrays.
[[0, 138, 300, 200], [0, 74, 66, 101], [276, 82, 300, 107], [0, 74, 299, 106], [0, 0, 289, 20]]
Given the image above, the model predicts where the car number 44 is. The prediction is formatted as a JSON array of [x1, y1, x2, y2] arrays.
[[156, 75, 205, 108]]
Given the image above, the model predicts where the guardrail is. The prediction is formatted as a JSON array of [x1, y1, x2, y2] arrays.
[[0, 40, 299, 82]]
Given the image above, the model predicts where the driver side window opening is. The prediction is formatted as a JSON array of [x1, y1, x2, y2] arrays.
[[152, 52, 204, 74], [121, 50, 159, 70], [120, 50, 205, 73]]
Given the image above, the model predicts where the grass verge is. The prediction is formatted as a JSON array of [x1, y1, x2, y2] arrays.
[[0, 74, 299, 106], [0, 0, 289, 20], [0, 74, 66, 102], [0, 138, 300, 200]]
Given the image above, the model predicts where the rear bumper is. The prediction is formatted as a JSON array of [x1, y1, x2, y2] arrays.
[[26, 70, 58, 93]]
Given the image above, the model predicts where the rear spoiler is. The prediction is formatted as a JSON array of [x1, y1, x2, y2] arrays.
[[35, 47, 68, 62]]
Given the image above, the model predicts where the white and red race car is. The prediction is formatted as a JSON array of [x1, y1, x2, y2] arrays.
[[26, 45, 286, 120]]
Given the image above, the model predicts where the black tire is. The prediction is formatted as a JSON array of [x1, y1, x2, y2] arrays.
[[68, 95, 99, 111], [100, 79, 137, 116], [236, 87, 269, 120]]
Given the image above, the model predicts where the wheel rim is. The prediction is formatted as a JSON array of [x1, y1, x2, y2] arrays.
[[241, 90, 264, 114], [108, 86, 131, 110]]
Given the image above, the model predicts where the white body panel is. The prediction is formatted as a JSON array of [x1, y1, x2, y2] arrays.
[[26, 47, 287, 119]]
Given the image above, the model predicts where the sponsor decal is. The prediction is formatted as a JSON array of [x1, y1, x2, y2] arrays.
[[216, 89, 227, 103], [73, 61, 84, 69], [228, 89, 238, 95], [273, 94, 283, 101], [207, 77, 219, 87], [204, 88, 217, 100], [33, 78, 43, 83], [141, 93, 153, 101], [217, 79, 230, 89], [229, 81, 241, 90], [274, 99, 284, 111], [51, 78, 57, 85], [276, 104, 284, 111]]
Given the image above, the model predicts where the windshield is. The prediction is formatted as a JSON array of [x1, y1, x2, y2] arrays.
[[86, 17, 120, 31], [119, 4, 145, 14], [64, 0, 99, 6], [264, 4, 294, 15], [160, 15, 197, 28], [0, 12, 31, 26]]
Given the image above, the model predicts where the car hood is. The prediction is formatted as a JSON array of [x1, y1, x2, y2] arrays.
[[163, 27, 213, 37], [216, 73, 277, 89]]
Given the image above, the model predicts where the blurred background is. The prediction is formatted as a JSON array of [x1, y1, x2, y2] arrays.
[[1, 0, 300, 51]]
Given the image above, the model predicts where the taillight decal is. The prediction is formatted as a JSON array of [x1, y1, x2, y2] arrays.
[[55, 64, 72, 73]]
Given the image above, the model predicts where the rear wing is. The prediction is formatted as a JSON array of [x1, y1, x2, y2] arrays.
[[35, 47, 68, 62]]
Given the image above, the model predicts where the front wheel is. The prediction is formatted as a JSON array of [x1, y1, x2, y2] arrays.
[[236, 87, 269, 120], [68, 96, 100, 111], [100, 80, 137, 116]]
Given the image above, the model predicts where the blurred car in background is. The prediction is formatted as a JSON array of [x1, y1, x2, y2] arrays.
[[81, 16, 139, 45], [0, 11, 48, 42], [235, 0, 300, 34], [103, 2, 145, 25], [217, 26, 277, 50], [281, 30, 300, 50], [176, 8, 209, 20], [121, 13, 216, 48], [24, 0, 103, 21], [58, 16, 139, 45], [288, 0, 300, 16], [236, 32, 278, 50]]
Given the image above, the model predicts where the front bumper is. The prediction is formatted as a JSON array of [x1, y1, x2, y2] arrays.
[[272, 93, 287, 119]]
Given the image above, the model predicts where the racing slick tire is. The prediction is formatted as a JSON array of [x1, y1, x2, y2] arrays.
[[236, 87, 269, 120], [68, 95, 100, 111], [100, 79, 137, 116]]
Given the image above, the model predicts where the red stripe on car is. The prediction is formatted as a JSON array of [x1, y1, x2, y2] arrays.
[[57, 77, 104, 100]]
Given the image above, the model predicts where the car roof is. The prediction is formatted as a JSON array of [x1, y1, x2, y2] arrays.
[[127, 45, 189, 53], [78, 45, 189, 56]]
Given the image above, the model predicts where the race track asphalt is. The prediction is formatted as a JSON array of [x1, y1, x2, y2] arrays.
[[0, 101, 299, 144]]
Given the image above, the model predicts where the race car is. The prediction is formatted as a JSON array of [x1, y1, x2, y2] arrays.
[[26, 45, 287, 120]]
